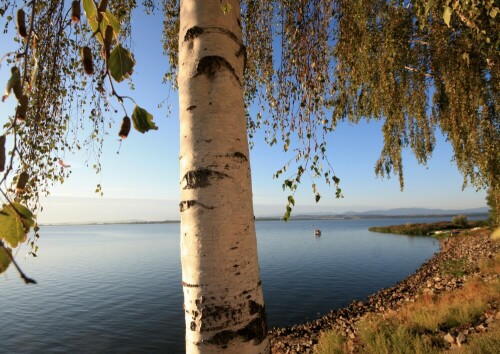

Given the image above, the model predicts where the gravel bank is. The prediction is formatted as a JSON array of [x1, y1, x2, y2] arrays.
[[269, 228, 500, 353]]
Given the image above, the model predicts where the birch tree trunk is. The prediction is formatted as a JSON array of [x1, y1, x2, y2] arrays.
[[178, 1, 270, 353]]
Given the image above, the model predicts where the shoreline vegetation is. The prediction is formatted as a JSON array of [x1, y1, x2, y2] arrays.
[[368, 219, 489, 237], [270, 224, 500, 353]]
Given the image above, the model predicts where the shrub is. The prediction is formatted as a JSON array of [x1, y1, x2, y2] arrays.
[[452, 214, 468, 227]]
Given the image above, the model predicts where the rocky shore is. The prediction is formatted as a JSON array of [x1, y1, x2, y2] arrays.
[[269, 228, 500, 353]]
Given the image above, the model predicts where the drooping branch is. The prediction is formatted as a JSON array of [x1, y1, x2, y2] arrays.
[[0, 240, 36, 284]]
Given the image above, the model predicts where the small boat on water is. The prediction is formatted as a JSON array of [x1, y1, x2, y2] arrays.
[[314, 228, 321, 236]]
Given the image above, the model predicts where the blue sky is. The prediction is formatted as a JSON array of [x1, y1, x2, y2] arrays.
[[1, 8, 487, 223]]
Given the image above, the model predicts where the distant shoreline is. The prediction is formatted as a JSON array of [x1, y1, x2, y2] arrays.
[[40, 212, 488, 227]]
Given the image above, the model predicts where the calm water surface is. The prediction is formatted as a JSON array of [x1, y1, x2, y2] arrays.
[[0, 218, 441, 353]]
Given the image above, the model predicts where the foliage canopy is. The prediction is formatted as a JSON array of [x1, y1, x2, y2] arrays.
[[0, 0, 498, 277]]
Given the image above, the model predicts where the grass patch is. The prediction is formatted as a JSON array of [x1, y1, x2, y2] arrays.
[[440, 257, 471, 277], [399, 278, 496, 332], [316, 330, 346, 354], [478, 253, 500, 275], [357, 315, 442, 354]]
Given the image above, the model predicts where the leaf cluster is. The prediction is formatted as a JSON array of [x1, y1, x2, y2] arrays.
[[162, 0, 498, 218], [0, 0, 157, 279]]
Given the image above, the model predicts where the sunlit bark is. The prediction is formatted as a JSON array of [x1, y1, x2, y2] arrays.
[[178, 0, 269, 352]]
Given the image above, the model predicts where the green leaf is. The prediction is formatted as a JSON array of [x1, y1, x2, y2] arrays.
[[14, 203, 35, 227], [315, 193, 321, 203], [0, 203, 34, 248], [490, 7, 498, 18], [102, 11, 120, 33], [82, 0, 96, 19], [0, 246, 12, 274], [284, 179, 293, 189], [283, 205, 292, 221], [443, 6, 452, 27], [287, 195, 295, 207], [132, 106, 158, 133], [108, 44, 135, 82], [424, 1, 432, 17], [82, 0, 120, 44]]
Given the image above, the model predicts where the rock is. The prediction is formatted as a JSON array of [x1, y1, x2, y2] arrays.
[[444, 333, 455, 344], [476, 324, 486, 331], [423, 288, 434, 295], [456, 333, 466, 346]]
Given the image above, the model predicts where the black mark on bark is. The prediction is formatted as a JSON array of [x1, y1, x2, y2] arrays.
[[205, 303, 268, 347], [206, 331, 237, 348], [190, 321, 196, 331], [179, 200, 214, 212], [236, 45, 247, 74], [182, 169, 229, 189], [182, 281, 200, 288], [187, 105, 197, 111], [184, 26, 242, 45], [199, 304, 241, 333], [248, 300, 261, 315], [184, 26, 204, 41], [195, 56, 241, 86], [229, 151, 247, 161]]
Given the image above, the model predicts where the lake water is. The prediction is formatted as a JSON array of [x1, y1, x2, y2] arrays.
[[0, 218, 443, 353]]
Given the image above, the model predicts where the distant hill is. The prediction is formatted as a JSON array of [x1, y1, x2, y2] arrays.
[[346, 207, 489, 216], [285, 207, 489, 221]]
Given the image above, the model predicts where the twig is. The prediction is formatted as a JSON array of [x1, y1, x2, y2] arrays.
[[404, 65, 434, 78], [0, 240, 37, 284]]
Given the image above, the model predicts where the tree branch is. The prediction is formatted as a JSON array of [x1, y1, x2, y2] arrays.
[[404, 65, 434, 78], [0, 240, 37, 284]]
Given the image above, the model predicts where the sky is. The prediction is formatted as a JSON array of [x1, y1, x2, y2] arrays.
[[0, 7, 487, 224]]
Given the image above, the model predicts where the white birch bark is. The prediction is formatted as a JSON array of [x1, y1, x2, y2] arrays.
[[178, 0, 270, 353]]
